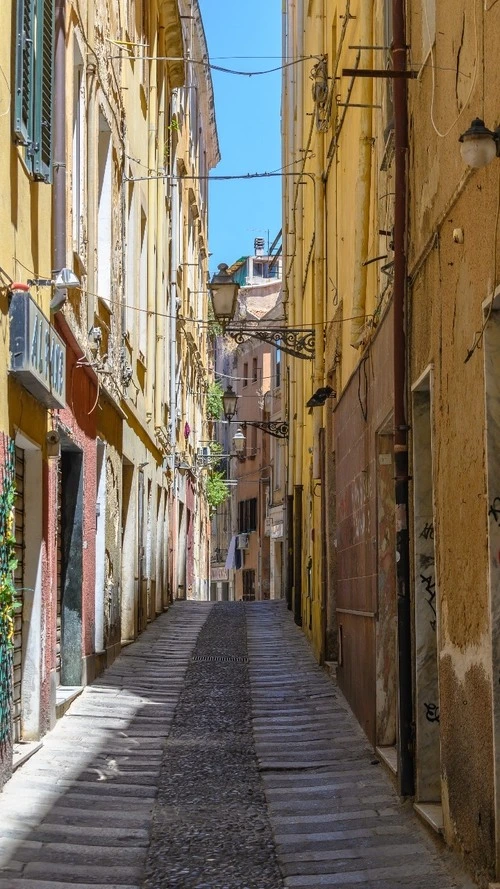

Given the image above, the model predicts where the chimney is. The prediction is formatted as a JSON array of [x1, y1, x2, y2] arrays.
[[254, 237, 265, 256]]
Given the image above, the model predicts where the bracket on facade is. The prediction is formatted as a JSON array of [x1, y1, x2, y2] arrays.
[[242, 420, 289, 439], [226, 326, 315, 360]]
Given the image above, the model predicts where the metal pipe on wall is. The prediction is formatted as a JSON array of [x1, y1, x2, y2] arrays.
[[53, 0, 66, 275], [392, 0, 414, 798]]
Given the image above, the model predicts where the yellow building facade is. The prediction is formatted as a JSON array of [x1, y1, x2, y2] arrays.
[[284, 0, 500, 882], [0, 0, 217, 790]]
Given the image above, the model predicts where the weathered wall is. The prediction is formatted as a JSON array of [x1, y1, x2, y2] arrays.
[[407, 0, 498, 875], [334, 308, 394, 744]]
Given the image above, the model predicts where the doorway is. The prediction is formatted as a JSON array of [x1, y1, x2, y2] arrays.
[[412, 374, 441, 806], [59, 446, 84, 687], [375, 418, 397, 762]]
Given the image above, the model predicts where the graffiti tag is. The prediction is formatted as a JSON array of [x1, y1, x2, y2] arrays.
[[489, 497, 500, 526], [424, 702, 440, 723], [419, 522, 434, 540]]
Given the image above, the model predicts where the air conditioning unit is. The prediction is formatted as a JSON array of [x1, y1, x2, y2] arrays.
[[236, 533, 250, 550]]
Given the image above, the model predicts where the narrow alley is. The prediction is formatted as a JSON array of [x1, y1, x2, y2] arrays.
[[0, 603, 475, 889]]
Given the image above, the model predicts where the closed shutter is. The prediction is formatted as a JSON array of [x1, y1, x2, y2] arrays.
[[32, 0, 54, 181], [14, 0, 54, 182], [12, 447, 25, 743], [14, 0, 34, 144]]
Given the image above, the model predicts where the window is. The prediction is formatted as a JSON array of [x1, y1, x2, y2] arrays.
[[97, 112, 112, 306], [242, 569, 255, 601], [238, 498, 257, 533], [248, 423, 257, 459], [243, 362, 248, 387], [252, 357, 258, 383], [275, 348, 281, 389], [72, 40, 85, 254], [14, 0, 54, 182]]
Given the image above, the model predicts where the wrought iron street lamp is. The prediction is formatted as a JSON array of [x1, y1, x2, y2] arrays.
[[232, 428, 246, 454], [222, 384, 239, 421], [209, 263, 240, 327], [222, 385, 289, 440], [209, 260, 315, 359]]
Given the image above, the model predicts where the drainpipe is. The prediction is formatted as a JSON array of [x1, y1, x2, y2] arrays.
[[147, 27, 158, 417], [350, 0, 373, 347], [392, 0, 414, 798], [169, 91, 179, 464], [53, 0, 66, 276]]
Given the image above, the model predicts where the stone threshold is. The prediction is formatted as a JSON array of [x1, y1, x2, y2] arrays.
[[376, 744, 398, 775], [414, 801, 444, 834], [55, 685, 83, 719], [12, 740, 43, 771]]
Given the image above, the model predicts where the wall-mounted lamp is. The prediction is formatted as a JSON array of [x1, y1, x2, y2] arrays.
[[306, 385, 335, 408], [210, 258, 315, 360], [222, 384, 239, 421], [459, 118, 500, 169], [232, 428, 246, 454], [222, 385, 289, 439], [209, 263, 240, 327]]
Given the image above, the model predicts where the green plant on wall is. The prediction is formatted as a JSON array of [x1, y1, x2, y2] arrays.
[[205, 469, 230, 516], [206, 382, 224, 420], [205, 440, 230, 515], [0, 436, 18, 744]]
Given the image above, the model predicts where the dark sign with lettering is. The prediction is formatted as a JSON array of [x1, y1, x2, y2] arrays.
[[9, 292, 66, 408]]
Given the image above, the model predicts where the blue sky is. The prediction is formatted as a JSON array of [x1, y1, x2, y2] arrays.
[[197, 0, 282, 273]]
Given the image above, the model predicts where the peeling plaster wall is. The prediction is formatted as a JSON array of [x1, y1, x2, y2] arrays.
[[408, 0, 499, 875]]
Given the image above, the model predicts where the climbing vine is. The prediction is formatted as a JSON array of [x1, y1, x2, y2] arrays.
[[204, 441, 230, 515], [206, 470, 230, 515], [206, 382, 224, 420], [0, 436, 17, 745]]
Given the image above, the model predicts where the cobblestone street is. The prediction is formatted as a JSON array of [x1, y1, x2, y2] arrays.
[[0, 602, 475, 889]]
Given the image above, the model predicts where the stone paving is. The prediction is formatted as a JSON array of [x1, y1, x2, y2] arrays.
[[142, 601, 282, 889], [246, 602, 475, 889], [0, 603, 209, 888], [0, 599, 477, 889]]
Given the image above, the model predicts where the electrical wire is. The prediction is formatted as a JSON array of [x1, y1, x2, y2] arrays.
[[104, 41, 322, 76], [10, 261, 373, 331], [424, 0, 478, 139]]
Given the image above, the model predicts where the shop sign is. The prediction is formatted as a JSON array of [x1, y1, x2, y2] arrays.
[[9, 292, 66, 408], [212, 567, 229, 581], [271, 522, 283, 539]]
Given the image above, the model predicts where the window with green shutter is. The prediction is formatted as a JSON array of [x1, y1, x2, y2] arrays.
[[14, 0, 54, 183]]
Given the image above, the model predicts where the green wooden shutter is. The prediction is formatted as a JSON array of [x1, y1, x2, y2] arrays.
[[32, 0, 54, 182], [14, 0, 34, 147]]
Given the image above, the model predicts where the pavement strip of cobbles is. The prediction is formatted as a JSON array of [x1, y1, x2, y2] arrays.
[[246, 600, 477, 889], [0, 599, 480, 889], [142, 601, 284, 889], [0, 602, 210, 889]]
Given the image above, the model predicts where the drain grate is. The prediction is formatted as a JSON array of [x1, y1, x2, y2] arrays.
[[191, 655, 249, 664]]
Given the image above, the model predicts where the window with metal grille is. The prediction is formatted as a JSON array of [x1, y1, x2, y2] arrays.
[[14, 0, 54, 182]]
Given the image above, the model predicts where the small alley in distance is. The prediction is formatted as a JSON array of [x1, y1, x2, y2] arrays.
[[2, 0, 500, 887]]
